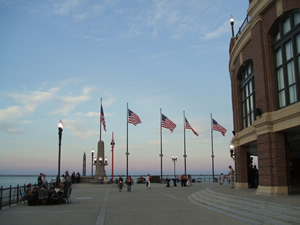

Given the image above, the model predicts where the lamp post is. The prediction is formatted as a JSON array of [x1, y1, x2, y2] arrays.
[[172, 155, 177, 177], [230, 15, 235, 37], [230, 144, 235, 159], [91, 149, 94, 177], [56, 120, 63, 186], [111, 132, 115, 183]]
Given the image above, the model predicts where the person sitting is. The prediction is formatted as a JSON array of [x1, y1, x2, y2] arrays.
[[48, 183, 55, 199], [37, 184, 48, 205], [52, 182, 67, 204], [26, 184, 38, 206]]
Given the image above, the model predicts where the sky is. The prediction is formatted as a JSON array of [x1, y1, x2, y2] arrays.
[[0, 0, 250, 176]]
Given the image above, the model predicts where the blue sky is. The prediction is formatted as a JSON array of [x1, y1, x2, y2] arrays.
[[0, 0, 249, 176]]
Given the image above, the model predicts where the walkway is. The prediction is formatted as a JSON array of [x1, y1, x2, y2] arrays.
[[0, 182, 299, 225]]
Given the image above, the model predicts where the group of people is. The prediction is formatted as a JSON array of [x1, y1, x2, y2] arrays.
[[117, 175, 135, 192], [24, 170, 74, 206], [180, 174, 193, 187], [218, 166, 235, 188], [117, 174, 152, 192]]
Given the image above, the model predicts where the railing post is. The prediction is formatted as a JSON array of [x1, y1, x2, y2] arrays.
[[9, 185, 12, 208], [0, 186, 2, 210], [17, 185, 20, 205]]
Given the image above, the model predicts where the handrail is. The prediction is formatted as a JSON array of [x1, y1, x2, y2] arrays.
[[236, 14, 250, 39], [0, 183, 38, 210]]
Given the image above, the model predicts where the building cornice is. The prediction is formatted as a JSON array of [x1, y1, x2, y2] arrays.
[[232, 102, 300, 147]]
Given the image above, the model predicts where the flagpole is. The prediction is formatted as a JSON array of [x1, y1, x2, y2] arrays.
[[100, 98, 102, 141], [183, 110, 187, 176], [211, 113, 215, 182], [160, 108, 163, 183], [126, 103, 129, 178], [111, 131, 114, 183]]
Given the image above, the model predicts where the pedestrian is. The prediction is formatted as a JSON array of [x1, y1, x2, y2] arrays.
[[219, 173, 224, 185], [187, 174, 192, 187], [146, 174, 151, 189], [42, 174, 48, 187], [118, 176, 124, 192], [229, 166, 234, 189], [37, 173, 43, 188], [65, 170, 72, 188], [126, 176, 133, 192]]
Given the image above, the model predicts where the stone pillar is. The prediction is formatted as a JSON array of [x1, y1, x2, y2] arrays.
[[235, 146, 248, 188], [94, 140, 107, 180]]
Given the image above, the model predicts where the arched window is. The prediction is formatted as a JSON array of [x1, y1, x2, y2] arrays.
[[240, 61, 255, 128], [274, 10, 300, 108]]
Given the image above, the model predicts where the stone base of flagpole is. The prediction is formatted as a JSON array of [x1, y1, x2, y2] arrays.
[[94, 140, 107, 182]]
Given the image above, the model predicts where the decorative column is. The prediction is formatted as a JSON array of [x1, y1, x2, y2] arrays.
[[94, 140, 108, 180]]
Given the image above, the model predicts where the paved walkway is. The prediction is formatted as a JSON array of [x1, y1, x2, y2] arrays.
[[0, 182, 299, 225]]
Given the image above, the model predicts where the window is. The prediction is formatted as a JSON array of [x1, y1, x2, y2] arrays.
[[241, 61, 255, 128], [274, 11, 300, 108]]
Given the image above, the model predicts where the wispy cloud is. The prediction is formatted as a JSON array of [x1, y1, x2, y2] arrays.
[[63, 118, 98, 138], [8, 90, 56, 112], [46, 0, 225, 40], [53, 0, 83, 16], [0, 106, 23, 121], [51, 87, 94, 115], [204, 21, 229, 40]]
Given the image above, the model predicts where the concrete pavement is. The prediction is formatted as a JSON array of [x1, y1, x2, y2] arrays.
[[0, 182, 299, 225]]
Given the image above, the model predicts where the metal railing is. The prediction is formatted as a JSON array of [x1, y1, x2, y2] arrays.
[[0, 184, 37, 210], [236, 14, 250, 39]]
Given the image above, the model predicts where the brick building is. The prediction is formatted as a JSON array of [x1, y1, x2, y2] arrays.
[[229, 0, 300, 194]]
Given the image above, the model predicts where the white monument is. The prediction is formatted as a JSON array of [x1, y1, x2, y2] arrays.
[[94, 140, 108, 181]]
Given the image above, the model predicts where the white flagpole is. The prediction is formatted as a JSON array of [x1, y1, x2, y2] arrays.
[[126, 103, 129, 178], [160, 108, 163, 183], [183, 110, 187, 175], [100, 98, 102, 141], [211, 113, 215, 182]]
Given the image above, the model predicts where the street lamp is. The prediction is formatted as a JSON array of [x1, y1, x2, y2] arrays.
[[91, 149, 94, 177], [99, 157, 103, 164], [172, 155, 177, 177], [230, 15, 235, 37], [230, 144, 235, 159], [56, 119, 63, 186]]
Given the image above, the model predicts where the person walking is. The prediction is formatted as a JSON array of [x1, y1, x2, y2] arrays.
[[118, 176, 124, 192], [146, 174, 151, 189], [229, 166, 234, 189], [126, 176, 133, 192]]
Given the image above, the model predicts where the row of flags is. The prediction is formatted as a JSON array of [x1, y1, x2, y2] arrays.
[[100, 105, 227, 136]]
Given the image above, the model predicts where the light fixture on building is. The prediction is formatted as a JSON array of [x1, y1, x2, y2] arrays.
[[230, 144, 235, 159]]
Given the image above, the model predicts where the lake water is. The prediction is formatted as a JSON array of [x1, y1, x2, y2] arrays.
[[0, 175, 57, 188]]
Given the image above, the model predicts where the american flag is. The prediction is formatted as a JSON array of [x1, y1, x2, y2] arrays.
[[185, 117, 199, 136], [212, 119, 227, 136], [128, 109, 142, 126], [161, 114, 176, 133], [101, 105, 106, 132]]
